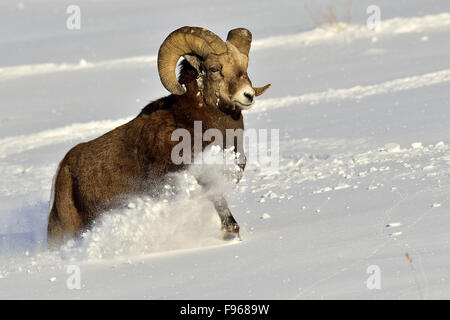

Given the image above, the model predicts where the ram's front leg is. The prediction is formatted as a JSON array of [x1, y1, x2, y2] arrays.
[[210, 194, 240, 240]]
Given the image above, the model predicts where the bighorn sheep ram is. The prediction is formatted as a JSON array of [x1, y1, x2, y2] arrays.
[[47, 26, 270, 247]]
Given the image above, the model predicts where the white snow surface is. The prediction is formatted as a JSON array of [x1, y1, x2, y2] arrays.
[[1, 0, 450, 299]]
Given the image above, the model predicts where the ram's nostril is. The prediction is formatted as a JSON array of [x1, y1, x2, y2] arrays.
[[244, 92, 254, 102]]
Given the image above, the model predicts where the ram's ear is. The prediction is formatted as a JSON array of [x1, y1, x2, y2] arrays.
[[183, 54, 202, 73]]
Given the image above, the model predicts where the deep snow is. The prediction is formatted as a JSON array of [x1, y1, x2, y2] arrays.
[[1, 0, 450, 299]]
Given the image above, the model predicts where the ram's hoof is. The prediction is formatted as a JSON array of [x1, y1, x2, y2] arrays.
[[221, 223, 240, 240]]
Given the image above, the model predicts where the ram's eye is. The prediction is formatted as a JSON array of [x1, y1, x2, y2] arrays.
[[209, 67, 220, 73]]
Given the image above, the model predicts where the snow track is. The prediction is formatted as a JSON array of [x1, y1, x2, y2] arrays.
[[0, 56, 156, 82], [1, 68, 449, 158], [0, 117, 132, 159], [252, 12, 450, 50], [254, 69, 450, 112], [1, 12, 449, 82]]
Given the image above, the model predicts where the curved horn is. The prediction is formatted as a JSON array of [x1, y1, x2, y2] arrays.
[[226, 28, 252, 56], [254, 84, 271, 96], [158, 26, 227, 95]]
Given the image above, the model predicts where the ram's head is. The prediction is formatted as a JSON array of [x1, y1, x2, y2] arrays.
[[157, 26, 271, 111]]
